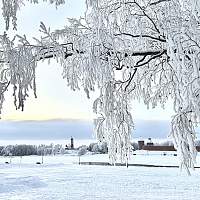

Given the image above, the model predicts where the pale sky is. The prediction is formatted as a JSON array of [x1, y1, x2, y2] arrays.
[[0, 0, 174, 121]]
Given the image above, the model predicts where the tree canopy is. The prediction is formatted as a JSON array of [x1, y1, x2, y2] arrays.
[[0, 0, 200, 174]]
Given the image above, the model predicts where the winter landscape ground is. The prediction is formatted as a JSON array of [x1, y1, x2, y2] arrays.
[[1, 151, 200, 200]]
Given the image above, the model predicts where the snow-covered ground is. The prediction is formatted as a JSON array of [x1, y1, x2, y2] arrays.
[[1, 151, 200, 200]]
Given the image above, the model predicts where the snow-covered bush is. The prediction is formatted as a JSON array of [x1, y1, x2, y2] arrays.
[[98, 142, 108, 154], [0, 146, 4, 155], [88, 142, 108, 154], [78, 145, 87, 156], [131, 142, 139, 151], [12, 145, 37, 156], [1, 145, 14, 156]]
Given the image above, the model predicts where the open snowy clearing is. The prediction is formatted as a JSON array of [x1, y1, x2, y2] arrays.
[[1, 152, 200, 200]]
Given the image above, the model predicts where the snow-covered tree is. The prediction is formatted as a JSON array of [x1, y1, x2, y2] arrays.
[[0, 0, 200, 174]]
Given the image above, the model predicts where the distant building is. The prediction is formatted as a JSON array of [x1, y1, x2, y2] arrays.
[[71, 137, 74, 149], [138, 139, 176, 151], [65, 144, 69, 150], [65, 137, 74, 150], [137, 139, 200, 152], [146, 138, 154, 146], [138, 141, 145, 150], [142, 145, 176, 151]]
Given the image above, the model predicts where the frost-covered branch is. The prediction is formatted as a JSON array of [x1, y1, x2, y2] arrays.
[[1, 0, 200, 174]]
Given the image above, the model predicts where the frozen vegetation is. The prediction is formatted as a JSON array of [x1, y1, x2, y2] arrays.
[[1, 0, 200, 173]]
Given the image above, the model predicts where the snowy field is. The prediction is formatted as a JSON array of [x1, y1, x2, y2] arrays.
[[1, 152, 200, 200]]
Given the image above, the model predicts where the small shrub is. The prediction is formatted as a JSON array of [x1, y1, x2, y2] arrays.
[[78, 145, 87, 156]]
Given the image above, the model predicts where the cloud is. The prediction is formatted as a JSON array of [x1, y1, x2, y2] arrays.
[[0, 119, 94, 140], [0, 119, 174, 140]]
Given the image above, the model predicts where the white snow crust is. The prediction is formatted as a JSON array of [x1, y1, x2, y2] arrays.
[[0, 152, 200, 200]]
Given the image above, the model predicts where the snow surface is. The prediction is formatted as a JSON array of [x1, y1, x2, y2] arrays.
[[1, 152, 200, 200]]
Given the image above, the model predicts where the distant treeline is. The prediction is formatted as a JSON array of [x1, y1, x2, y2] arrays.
[[0, 142, 109, 156], [0, 144, 65, 156], [1, 140, 199, 157]]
